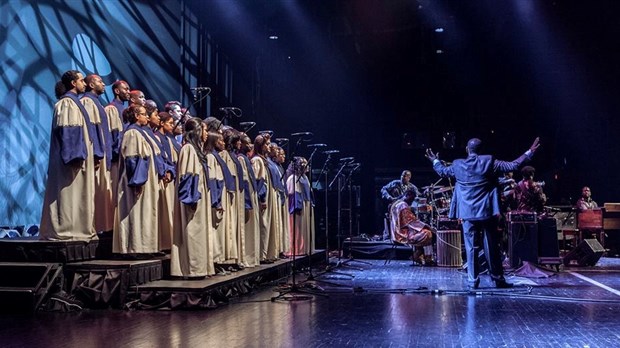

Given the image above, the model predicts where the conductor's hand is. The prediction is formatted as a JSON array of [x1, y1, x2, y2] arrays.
[[425, 148, 438, 162], [529, 137, 541, 153]]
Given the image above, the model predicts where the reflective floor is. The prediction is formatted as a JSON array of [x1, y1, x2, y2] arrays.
[[2, 258, 620, 348]]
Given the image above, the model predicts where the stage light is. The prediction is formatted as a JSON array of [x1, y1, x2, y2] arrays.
[[435, 28, 444, 33], [436, 49, 443, 54], [269, 35, 279, 40]]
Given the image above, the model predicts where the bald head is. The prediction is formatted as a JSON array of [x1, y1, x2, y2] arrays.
[[466, 138, 482, 155]]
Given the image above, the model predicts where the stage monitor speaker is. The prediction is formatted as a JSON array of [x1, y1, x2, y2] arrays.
[[508, 222, 538, 268], [538, 217, 560, 258], [563, 239, 605, 267]]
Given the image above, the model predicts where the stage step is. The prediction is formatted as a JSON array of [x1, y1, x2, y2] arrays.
[[0, 262, 63, 313], [64, 259, 163, 308]]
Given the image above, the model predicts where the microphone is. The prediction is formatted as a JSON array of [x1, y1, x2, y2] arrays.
[[190, 87, 211, 92], [291, 132, 313, 137], [323, 150, 339, 154], [239, 122, 256, 132], [347, 162, 361, 167], [274, 138, 289, 145], [219, 107, 242, 117], [307, 143, 327, 148], [339, 157, 354, 162], [259, 130, 273, 136], [219, 107, 241, 112]]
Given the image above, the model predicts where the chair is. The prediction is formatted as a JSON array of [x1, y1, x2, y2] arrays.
[[384, 202, 415, 265]]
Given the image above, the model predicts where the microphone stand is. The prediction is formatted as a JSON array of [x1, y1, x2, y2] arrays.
[[271, 134, 326, 301], [173, 88, 210, 133], [307, 153, 354, 285], [338, 164, 371, 268], [297, 148, 347, 287]]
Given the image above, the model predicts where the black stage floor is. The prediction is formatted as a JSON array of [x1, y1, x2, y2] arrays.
[[2, 257, 620, 347]]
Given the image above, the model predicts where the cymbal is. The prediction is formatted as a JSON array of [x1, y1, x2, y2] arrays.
[[433, 187, 453, 194], [422, 185, 443, 190]]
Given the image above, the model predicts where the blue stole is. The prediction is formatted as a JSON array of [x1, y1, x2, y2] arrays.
[[238, 153, 257, 192], [212, 150, 236, 191], [110, 99, 128, 130], [228, 150, 244, 192], [83, 92, 111, 168], [61, 91, 99, 156], [127, 124, 165, 178]]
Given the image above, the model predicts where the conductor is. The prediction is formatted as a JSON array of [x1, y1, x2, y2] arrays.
[[425, 137, 540, 289]]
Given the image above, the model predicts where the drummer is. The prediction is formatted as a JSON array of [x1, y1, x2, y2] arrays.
[[381, 170, 421, 203]]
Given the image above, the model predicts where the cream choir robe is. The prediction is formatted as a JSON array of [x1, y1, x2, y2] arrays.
[[40, 93, 99, 241], [238, 154, 260, 267], [220, 150, 245, 265], [157, 134, 179, 251], [82, 95, 114, 232], [287, 174, 316, 256], [170, 145, 215, 277], [279, 183, 291, 255], [207, 152, 237, 263], [113, 126, 160, 253], [146, 130, 175, 251], [104, 101, 125, 206], [252, 156, 281, 261]]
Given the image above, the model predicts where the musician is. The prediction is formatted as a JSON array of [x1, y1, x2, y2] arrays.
[[381, 170, 420, 203], [515, 166, 546, 213], [389, 188, 434, 265], [426, 137, 540, 289], [576, 186, 598, 211]]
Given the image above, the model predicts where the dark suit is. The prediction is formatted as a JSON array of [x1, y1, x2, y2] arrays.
[[432, 152, 532, 284]]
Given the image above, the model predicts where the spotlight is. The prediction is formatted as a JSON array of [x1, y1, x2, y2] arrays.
[[269, 35, 279, 40], [435, 28, 444, 33], [436, 49, 444, 54]]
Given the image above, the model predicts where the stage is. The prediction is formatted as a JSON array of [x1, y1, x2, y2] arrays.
[[1, 256, 620, 347]]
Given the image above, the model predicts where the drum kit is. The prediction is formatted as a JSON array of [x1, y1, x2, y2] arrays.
[[411, 181, 462, 267], [411, 183, 454, 223]]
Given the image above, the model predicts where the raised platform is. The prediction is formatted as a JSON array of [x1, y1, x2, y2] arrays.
[[342, 239, 414, 260], [0, 237, 98, 263], [130, 251, 325, 310]]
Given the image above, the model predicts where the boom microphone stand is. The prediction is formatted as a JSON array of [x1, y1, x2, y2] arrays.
[[339, 162, 371, 268], [310, 151, 355, 283], [271, 132, 326, 301]]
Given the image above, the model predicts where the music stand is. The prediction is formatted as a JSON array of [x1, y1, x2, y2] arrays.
[[338, 162, 371, 269]]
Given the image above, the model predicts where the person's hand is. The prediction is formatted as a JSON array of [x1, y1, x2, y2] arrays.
[[260, 202, 267, 210], [529, 137, 541, 152], [163, 172, 172, 184], [425, 148, 438, 162], [94, 158, 101, 171]]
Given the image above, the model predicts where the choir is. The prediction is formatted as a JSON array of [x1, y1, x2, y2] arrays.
[[39, 70, 315, 278]]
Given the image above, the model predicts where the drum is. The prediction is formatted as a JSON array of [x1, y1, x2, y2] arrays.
[[436, 230, 462, 267]]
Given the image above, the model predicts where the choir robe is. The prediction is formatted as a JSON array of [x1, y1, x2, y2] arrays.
[[155, 132, 179, 250], [150, 130, 177, 251], [170, 144, 215, 277], [252, 156, 280, 261], [276, 164, 291, 255], [207, 152, 238, 263], [82, 93, 114, 232], [267, 159, 288, 256], [220, 150, 245, 266], [40, 93, 101, 241], [238, 153, 260, 267], [287, 174, 315, 256], [113, 125, 160, 254], [104, 100, 126, 205]]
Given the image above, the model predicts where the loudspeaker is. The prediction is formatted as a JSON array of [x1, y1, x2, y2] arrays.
[[538, 217, 560, 258], [509, 222, 538, 268], [563, 239, 605, 266]]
